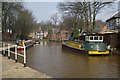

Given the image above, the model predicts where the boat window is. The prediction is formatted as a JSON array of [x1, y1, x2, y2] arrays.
[[90, 36, 93, 40], [88, 36, 103, 42], [94, 36, 98, 40], [85, 36, 89, 41], [99, 36, 103, 40]]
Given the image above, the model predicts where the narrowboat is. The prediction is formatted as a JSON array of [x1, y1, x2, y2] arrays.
[[62, 35, 110, 55]]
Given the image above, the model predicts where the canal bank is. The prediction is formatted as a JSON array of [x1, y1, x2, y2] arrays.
[[1, 55, 51, 78]]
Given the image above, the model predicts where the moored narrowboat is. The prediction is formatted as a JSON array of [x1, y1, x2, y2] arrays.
[[62, 35, 110, 55]]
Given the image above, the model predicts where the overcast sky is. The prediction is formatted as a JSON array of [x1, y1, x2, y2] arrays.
[[24, 2, 119, 23]]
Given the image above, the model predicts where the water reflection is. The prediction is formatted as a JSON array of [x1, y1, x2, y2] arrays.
[[87, 56, 118, 78], [27, 41, 118, 78], [34, 41, 47, 46], [40, 41, 43, 45]]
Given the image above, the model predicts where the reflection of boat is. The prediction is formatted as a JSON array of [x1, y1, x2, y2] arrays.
[[62, 35, 110, 55], [35, 40, 40, 44]]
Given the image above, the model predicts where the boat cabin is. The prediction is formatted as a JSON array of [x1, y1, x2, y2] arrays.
[[85, 36, 103, 42], [78, 32, 118, 50]]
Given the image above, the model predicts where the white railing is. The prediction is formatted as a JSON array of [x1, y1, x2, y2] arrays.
[[0, 42, 27, 67]]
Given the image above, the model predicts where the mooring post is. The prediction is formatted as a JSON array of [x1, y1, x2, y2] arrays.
[[23, 46, 26, 67], [15, 45, 17, 62], [8, 44, 10, 59]]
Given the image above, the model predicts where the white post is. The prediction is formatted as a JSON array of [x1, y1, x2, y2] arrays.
[[15, 45, 17, 62], [3, 43, 5, 56], [23, 46, 26, 67], [8, 44, 10, 59], [2, 42, 3, 55]]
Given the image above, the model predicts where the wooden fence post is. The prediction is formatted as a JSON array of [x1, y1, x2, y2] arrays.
[[24, 46, 26, 67], [15, 45, 17, 62], [8, 44, 10, 59]]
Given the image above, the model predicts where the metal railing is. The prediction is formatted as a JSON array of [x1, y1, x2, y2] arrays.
[[1, 42, 27, 67]]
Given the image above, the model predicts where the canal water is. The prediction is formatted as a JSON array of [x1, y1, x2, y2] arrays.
[[27, 41, 118, 78]]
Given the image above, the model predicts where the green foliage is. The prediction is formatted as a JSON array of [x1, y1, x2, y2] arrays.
[[73, 28, 80, 38]]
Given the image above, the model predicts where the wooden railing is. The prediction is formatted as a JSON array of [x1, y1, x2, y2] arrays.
[[0, 42, 27, 67]]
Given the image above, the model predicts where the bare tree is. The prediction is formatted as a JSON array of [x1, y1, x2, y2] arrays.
[[58, 2, 82, 30], [58, 1, 113, 33], [2, 2, 37, 40], [50, 12, 60, 27]]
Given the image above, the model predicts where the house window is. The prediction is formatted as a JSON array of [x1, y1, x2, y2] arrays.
[[108, 20, 114, 30], [116, 18, 120, 25]]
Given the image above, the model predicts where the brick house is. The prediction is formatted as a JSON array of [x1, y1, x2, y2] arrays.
[[106, 11, 120, 31]]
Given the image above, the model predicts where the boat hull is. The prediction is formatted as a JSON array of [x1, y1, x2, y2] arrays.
[[62, 41, 110, 55], [62, 42, 87, 54]]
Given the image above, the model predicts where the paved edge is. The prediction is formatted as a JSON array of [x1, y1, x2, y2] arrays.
[[0, 54, 2, 79], [1, 55, 52, 78]]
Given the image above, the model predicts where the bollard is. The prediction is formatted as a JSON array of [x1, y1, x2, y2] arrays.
[[8, 44, 10, 59], [15, 45, 17, 62], [23, 46, 26, 67]]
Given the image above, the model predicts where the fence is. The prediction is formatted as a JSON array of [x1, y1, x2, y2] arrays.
[[1, 42, 27, 67]]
